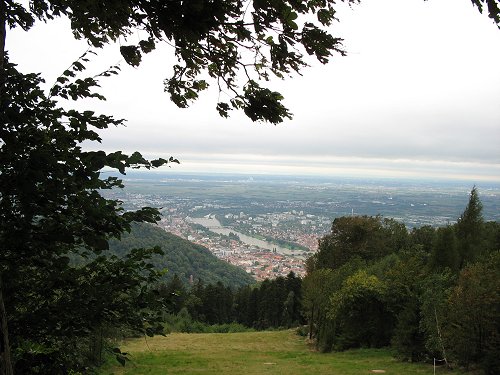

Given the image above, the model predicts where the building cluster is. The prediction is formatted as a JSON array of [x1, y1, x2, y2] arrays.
[[113, 192, 332, 280], [221, 210, 329, 250], [159, 214, 313, 280]]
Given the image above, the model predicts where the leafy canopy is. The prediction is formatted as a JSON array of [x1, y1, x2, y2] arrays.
[[0, 53, 177, 372], [6, 0, 360, 124]]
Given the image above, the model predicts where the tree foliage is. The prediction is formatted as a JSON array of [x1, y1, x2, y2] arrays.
[[302, 259, 364, 350], [456, 186, 484, 267], [328, 270, 392, 350], [311, 216, 407, 271], [445, 252, 500, 373], [429, 226, 459, 272], [302, 188, 500, 372], [471, 0, 500, 27], [232, 272, 303, 329], [0, 55, 176, 373], [5, 0, 360, 124], [4, 1, 499, 123], [158, 271, 303, 331]]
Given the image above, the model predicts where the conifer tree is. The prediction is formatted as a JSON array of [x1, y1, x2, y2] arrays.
[[430, 226, 460, 273], [456, 187, 484, 267]]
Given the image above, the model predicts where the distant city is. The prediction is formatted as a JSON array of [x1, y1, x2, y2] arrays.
[[102, 172, 500, 280]]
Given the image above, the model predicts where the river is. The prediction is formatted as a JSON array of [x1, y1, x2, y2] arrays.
[[188, 216, 303, 257]]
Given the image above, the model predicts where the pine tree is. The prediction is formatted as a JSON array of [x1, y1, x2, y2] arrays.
[[430, 226, 459, 273], [456, 187, 484, 268]]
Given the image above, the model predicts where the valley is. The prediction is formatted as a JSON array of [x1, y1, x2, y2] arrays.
[[102, 172, 500, 280]]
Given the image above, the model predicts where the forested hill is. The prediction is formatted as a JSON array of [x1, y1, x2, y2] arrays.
[[108, 222, 255, 288]]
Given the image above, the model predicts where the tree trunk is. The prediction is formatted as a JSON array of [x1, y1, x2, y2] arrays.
[[0, 0, 6, 95], [434, 306, 448, 367], [0, 1, 11, 372], [0, 276, 13, 375], [308, 304, 315, 340]]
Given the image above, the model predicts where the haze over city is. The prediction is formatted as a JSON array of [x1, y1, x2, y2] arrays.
[[9, 0, 500, 182]]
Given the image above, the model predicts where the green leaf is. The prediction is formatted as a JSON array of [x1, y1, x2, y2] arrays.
[[139, 38, 156, 53], [282, 6, 298, 30], [151, 158, 168, 168], [120, 45, 142, 67]]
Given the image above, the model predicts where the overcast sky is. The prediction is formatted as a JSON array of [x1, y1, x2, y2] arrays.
[[8, 0, 500, 182]]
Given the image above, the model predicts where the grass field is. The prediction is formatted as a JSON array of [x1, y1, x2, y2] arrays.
[[100, 330, 465, 375]]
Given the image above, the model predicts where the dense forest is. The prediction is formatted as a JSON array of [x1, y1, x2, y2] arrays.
[[302, 188, 499, 373], [160, 271, 303, 332], [160, 188, 499, 374]]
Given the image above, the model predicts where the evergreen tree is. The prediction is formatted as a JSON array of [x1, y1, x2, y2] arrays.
[[285, 272, 303, 326], [247, 288, 260, 328], [186, 280, 205, 322], [163, 274, 187, 314], [430, 226, 459, 273], [233, 286, 252, 326], [456, 187, 484, 267]]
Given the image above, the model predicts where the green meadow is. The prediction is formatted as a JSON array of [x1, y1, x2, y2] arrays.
[[101, 330, 465, 375]]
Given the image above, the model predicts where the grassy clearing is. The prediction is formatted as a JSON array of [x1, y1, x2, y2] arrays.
[[100, 330, 464, 375]]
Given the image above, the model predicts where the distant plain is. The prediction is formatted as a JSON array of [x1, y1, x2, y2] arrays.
[[109, 172, 500, 227]]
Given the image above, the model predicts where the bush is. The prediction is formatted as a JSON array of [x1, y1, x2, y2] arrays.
[[207, 323, 253, 333], [295, 325, 309, 337], [164, 310, 253, 334]]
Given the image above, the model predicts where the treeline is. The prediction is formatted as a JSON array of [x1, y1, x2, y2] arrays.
[[302, 187, 499, 374], [160, 272, 303, 331]]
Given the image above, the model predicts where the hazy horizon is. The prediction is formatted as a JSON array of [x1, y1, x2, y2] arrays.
[[9, 0, 500, 182], [112, 169, 500, 188]]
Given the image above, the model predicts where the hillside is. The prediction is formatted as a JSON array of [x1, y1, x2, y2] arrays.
[[108, 222, 255, 288]]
